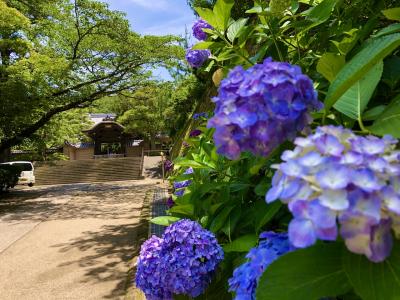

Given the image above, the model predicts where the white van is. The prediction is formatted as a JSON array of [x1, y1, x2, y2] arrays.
[[0, 161, 35, 187]]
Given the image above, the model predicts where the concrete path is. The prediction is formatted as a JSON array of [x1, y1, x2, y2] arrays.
[[0, 179, 158, 300]]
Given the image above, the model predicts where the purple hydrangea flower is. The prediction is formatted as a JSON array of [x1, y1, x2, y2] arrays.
[[174, 189, 185, 197], [166, 196, 175, 208], [186, 49, 210, 68], [208, 58, 322, 159], [189, 129, 202, 137], [173, 180, 192, 189], [193, 112, 208, 120], [228, 232, 295, 299], [136, 220, 224, 298], [183, 167, 194, 175], [266, 125, 400, 262], [192, 19, 213, 40], [164, 160, 173, 172], [136, 236, 172, 299]]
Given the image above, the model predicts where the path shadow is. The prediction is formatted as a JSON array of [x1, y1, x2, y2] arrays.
[[51, 206, 150, 298], [0, 182, 153, 223]]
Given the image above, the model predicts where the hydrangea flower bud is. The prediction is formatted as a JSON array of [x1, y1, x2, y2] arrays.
[[266, 126, 400, 262], [192, 19, 213, 40], [228, 232, 295, 299], [186, 49, 210, 68], [136, 220, 224, 298], [208, 58, 322, 159]]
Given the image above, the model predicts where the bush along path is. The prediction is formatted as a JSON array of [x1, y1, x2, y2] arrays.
[[136, 0, 400, 299]]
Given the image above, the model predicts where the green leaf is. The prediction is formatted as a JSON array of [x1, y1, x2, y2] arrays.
[[194, 7, 217, 28], [382, 7, 400, 21], [333, 61, 383, 120], [150, 216, 181, 226], [223, 234, 258, 252], [316, 53, 345, 82], [213, 0, 235, 30], [192, 41, 216, 50], [342, 240, 400, 300], [373, 24, 400, 38], [304, 0, 340, 23], [369, 94, 400, 137], [227, 18, 248, 43], [173, 157, 212, 169], [210, 205, 235, 233], [362, 105, 387, 121], [256, 243, 351, 300], [325, 33, 400, 112], [255, 201, 282, 231], [382, 56, 400, 89], [169, 204, 194, 216]]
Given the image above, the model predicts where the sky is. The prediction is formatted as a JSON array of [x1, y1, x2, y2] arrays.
[[100, 0, 196, 80]]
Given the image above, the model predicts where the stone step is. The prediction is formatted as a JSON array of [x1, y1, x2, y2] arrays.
[[34, 157, 143, 185]]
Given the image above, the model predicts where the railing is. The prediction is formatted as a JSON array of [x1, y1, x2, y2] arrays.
[[93, 154, 125, 159], [143, 149, 170, 156]]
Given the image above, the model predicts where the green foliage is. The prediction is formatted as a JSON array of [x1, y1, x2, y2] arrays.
[[167, 0, 400, 298], [0, 0, 183, 153], [256, 243, 352, 300]]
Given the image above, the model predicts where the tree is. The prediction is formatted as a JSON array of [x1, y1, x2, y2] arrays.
[[0, 0, 183, 158]]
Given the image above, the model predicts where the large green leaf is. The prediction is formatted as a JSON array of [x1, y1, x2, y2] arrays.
[[256, 243, 351, 300], [194, 7, 217, 28], [325, 33, 400, 111], [317, 53, 345, 82], [224, 234, 258, 252], [333, 61, 383, 120], [150, 216, 181, 226], [213, 0, 235, 30], [342, 240, 400, 300], [382, 7, 400, 21], [304, 0, 340, 23], [227, 18, 248, 43], [369, 94, 400, 137]]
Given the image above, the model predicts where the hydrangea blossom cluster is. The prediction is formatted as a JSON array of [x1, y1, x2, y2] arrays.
[[208, 57, 323, 159], [266, 126, 400, 262], [228, 232, 294, 299], [190, 129, 202, 137], [173, 168, 194, 197], [192, 19, 213, 40], [164, 160, 173, 172], [193, 112, 208, 120], [166, 196, 175, 208], [136, 220, 224, 299], [186, 49, 211, 68]]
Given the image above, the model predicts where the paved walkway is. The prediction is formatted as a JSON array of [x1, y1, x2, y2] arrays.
[[0, 179, 159, 300]]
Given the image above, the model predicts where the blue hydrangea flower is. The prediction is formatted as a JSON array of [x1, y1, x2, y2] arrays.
[[136, 220, 224, 298], [183, 167, 194, 175], [228, 232, 295, 299], [266, 126, 400, 262], [186, 49, 211, 68], [173, 180, 192, 189], [192, 19, 213, 40], [193, 112, 208, 120], [208, 58, 323, 159], [136, 236, 172, 300]]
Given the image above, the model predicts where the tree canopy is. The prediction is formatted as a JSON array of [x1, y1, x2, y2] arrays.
[[0, 0, 183, 156]]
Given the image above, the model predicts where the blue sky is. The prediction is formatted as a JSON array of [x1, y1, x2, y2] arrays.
[[100, 0, 196, 80], [101, 0, 196, 36]]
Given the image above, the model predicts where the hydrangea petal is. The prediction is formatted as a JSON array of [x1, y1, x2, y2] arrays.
[[288, 218, 316, 248]]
